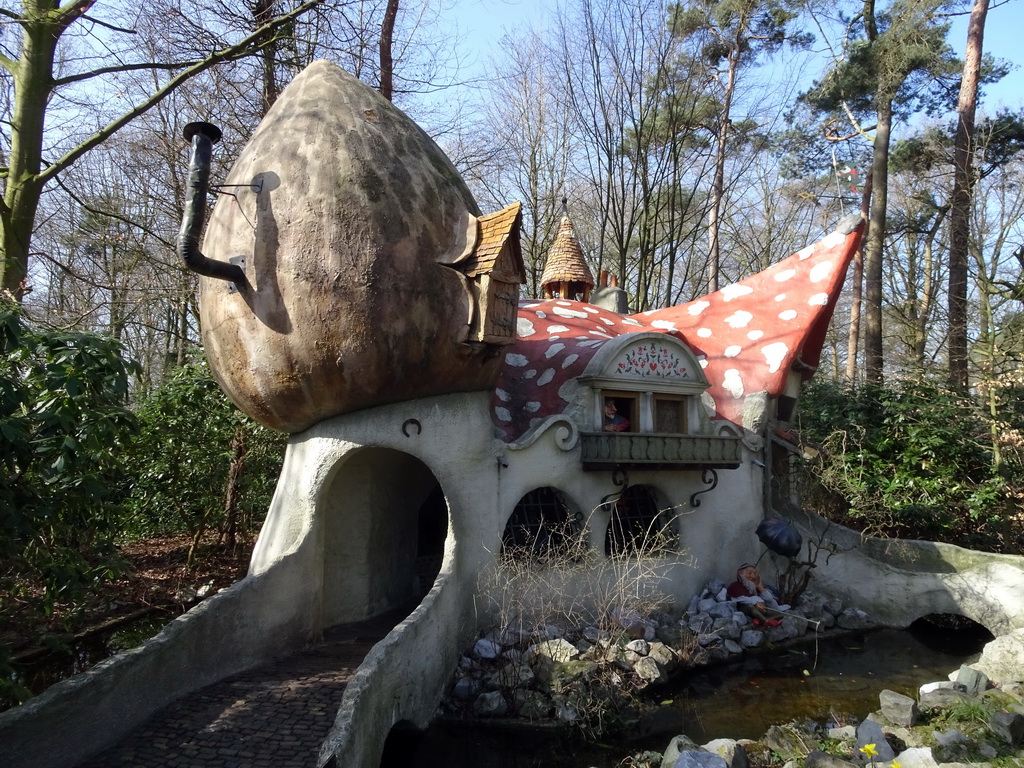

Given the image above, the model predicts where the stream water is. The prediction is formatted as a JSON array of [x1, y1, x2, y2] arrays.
[[384, 620, 992, 768]]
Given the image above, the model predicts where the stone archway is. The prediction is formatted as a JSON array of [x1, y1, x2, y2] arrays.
[[320, 447, 447, 626]]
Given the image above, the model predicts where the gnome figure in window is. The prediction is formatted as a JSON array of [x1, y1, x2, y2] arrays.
[[602, 398, 630, 432]]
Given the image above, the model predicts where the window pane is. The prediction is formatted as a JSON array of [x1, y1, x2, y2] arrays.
[[655, 398, 686, 433]]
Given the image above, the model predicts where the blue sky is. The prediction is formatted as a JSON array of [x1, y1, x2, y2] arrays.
[[446, 0, 1023, 113]]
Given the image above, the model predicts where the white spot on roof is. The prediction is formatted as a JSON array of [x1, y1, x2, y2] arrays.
[[517, 318, 535, 336], [809, 293, 829, 306], [775, 293, 787, 302], [622, 318, 642, 326], [821, 231, 845, 248], [556, 301, 573, 306], [779, 309, 798, 321], [578, 339, 604, 347], [762, 342, 789, 373], [796, 245, 815, 260], [697, 328, 713, 338], [723, 369, 744, 398], [724, 345, 742, 358], [524, 369, 537, 380], [748, 330, 764, 341], [699, 359, 709, 368], [600, 317, 615, 326], [553, 306, 589, 319], [545, 343, 565, 358], [652, 320, 677, 330], [562, 354, 579, 368], [689, 300, 711, 315], [524, 401, 541, 413], [506, 353, 528, 367], [496, 389, 511, 402], [495, 407, 512, 422], [721, 284, 754, 301], [775, 269, 796, 282], [584, 306, 599, 313], [701, 392, 717, 416], [725, 310, 753, 328], [558, 380, 577, 399], [810, 261, 834, 282], [535, 311, 547, 319], [547, 325, 570, 333], [589, 330, 613, 338], [537, 369, 556, 386]]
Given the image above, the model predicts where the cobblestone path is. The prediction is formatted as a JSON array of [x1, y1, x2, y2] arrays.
[[75, 615, 399, 768]]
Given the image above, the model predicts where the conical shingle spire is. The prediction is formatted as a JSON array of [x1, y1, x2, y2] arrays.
[[540, 211, 595, 302]]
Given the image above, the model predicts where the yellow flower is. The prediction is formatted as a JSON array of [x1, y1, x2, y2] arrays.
[[891, 761, 901, 768], [860, 744, 879, 758]]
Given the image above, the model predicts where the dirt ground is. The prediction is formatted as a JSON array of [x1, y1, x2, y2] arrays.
[[1, 535, 254, 658]]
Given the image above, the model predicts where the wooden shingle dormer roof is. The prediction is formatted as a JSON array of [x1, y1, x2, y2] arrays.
[[459, 202, 524, 282], [541, 216, 595, 301]]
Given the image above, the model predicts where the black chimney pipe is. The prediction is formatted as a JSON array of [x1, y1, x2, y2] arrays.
[[177, 122, 246, 285]]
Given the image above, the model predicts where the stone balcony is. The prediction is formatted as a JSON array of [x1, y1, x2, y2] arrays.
[[579, 431, 742, 470]]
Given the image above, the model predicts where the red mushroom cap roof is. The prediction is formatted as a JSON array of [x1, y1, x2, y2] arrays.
[[492, 219, 863, 441]]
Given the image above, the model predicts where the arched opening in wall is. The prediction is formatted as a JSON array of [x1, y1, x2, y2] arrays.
[[416, 485, 447, 596], [605, 485, 676, 556], [378, 719, 423, 767], [320, 447, 448, 626], [501, 487, 581, 562], [908, 614, 994, 655]]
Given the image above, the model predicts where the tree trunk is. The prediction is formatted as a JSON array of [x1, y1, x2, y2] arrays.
[[379, 0, 400, 101], [948, 0, 989, 390], [707, 47, 739, 294], [864, 99, 893, 384], [221, 427, 247, 552], [845, 170, 873, 382]]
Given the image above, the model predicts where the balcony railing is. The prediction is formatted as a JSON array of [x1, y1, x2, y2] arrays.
[[579, 431, 742, 470]]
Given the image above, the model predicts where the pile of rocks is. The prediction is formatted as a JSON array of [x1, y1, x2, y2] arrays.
[[649, 632, 1024, 768], [445, 580, 874, 727]]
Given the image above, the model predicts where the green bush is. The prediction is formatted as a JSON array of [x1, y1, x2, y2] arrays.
[[0, 302, 136, 611], [121, 359, 286, 559], [796, 378, 1014, 549]]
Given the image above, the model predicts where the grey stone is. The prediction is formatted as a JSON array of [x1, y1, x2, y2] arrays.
[[713, 617, 742, 640], [920, 686, 970, 711], [740, 629, 764, 648], [699, 598, 719, 613], [723, 639, 743, 655], [582, 625, 607, 644], [828, 726, 856, 740], [672, 751, 728, 768], [824, 596, 844, 616], [919, 680, 966, 696], [763, 725, 818, 757], [662, 734, 702, 767], [954, 664, 989, 696], [973, 629, 1024, 684], [473, 638, 502, 659], [879, 689, 918, 727], [528, 638, 578, 663], [634, 656, 667, 684], [698, 633, 721, 647], [855, 720, 895, 761], [649, 641, 678, 669], [837, 608, 873, 631], [894, 747, 939, 768], [513, 690, 551, 719], [687, 594, 701, 614], [472, 690, 508, 717], [689, 614, 714, 633], [804, 750, 860, 768], [486, 662, 534, 689], [657, 624, 692, 649], [626, 639, 650, 655], [709, 602, 736, 620], [702, 739, 749, 768], [708, 644, 731, 662], [989, 711, 1024, 745], [451, 676, 481, 700], [931, 728, 969, 749], [705, 580, 727, 597]]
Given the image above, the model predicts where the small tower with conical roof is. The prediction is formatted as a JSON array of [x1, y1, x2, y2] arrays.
[[540, 201, 595, 302]]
